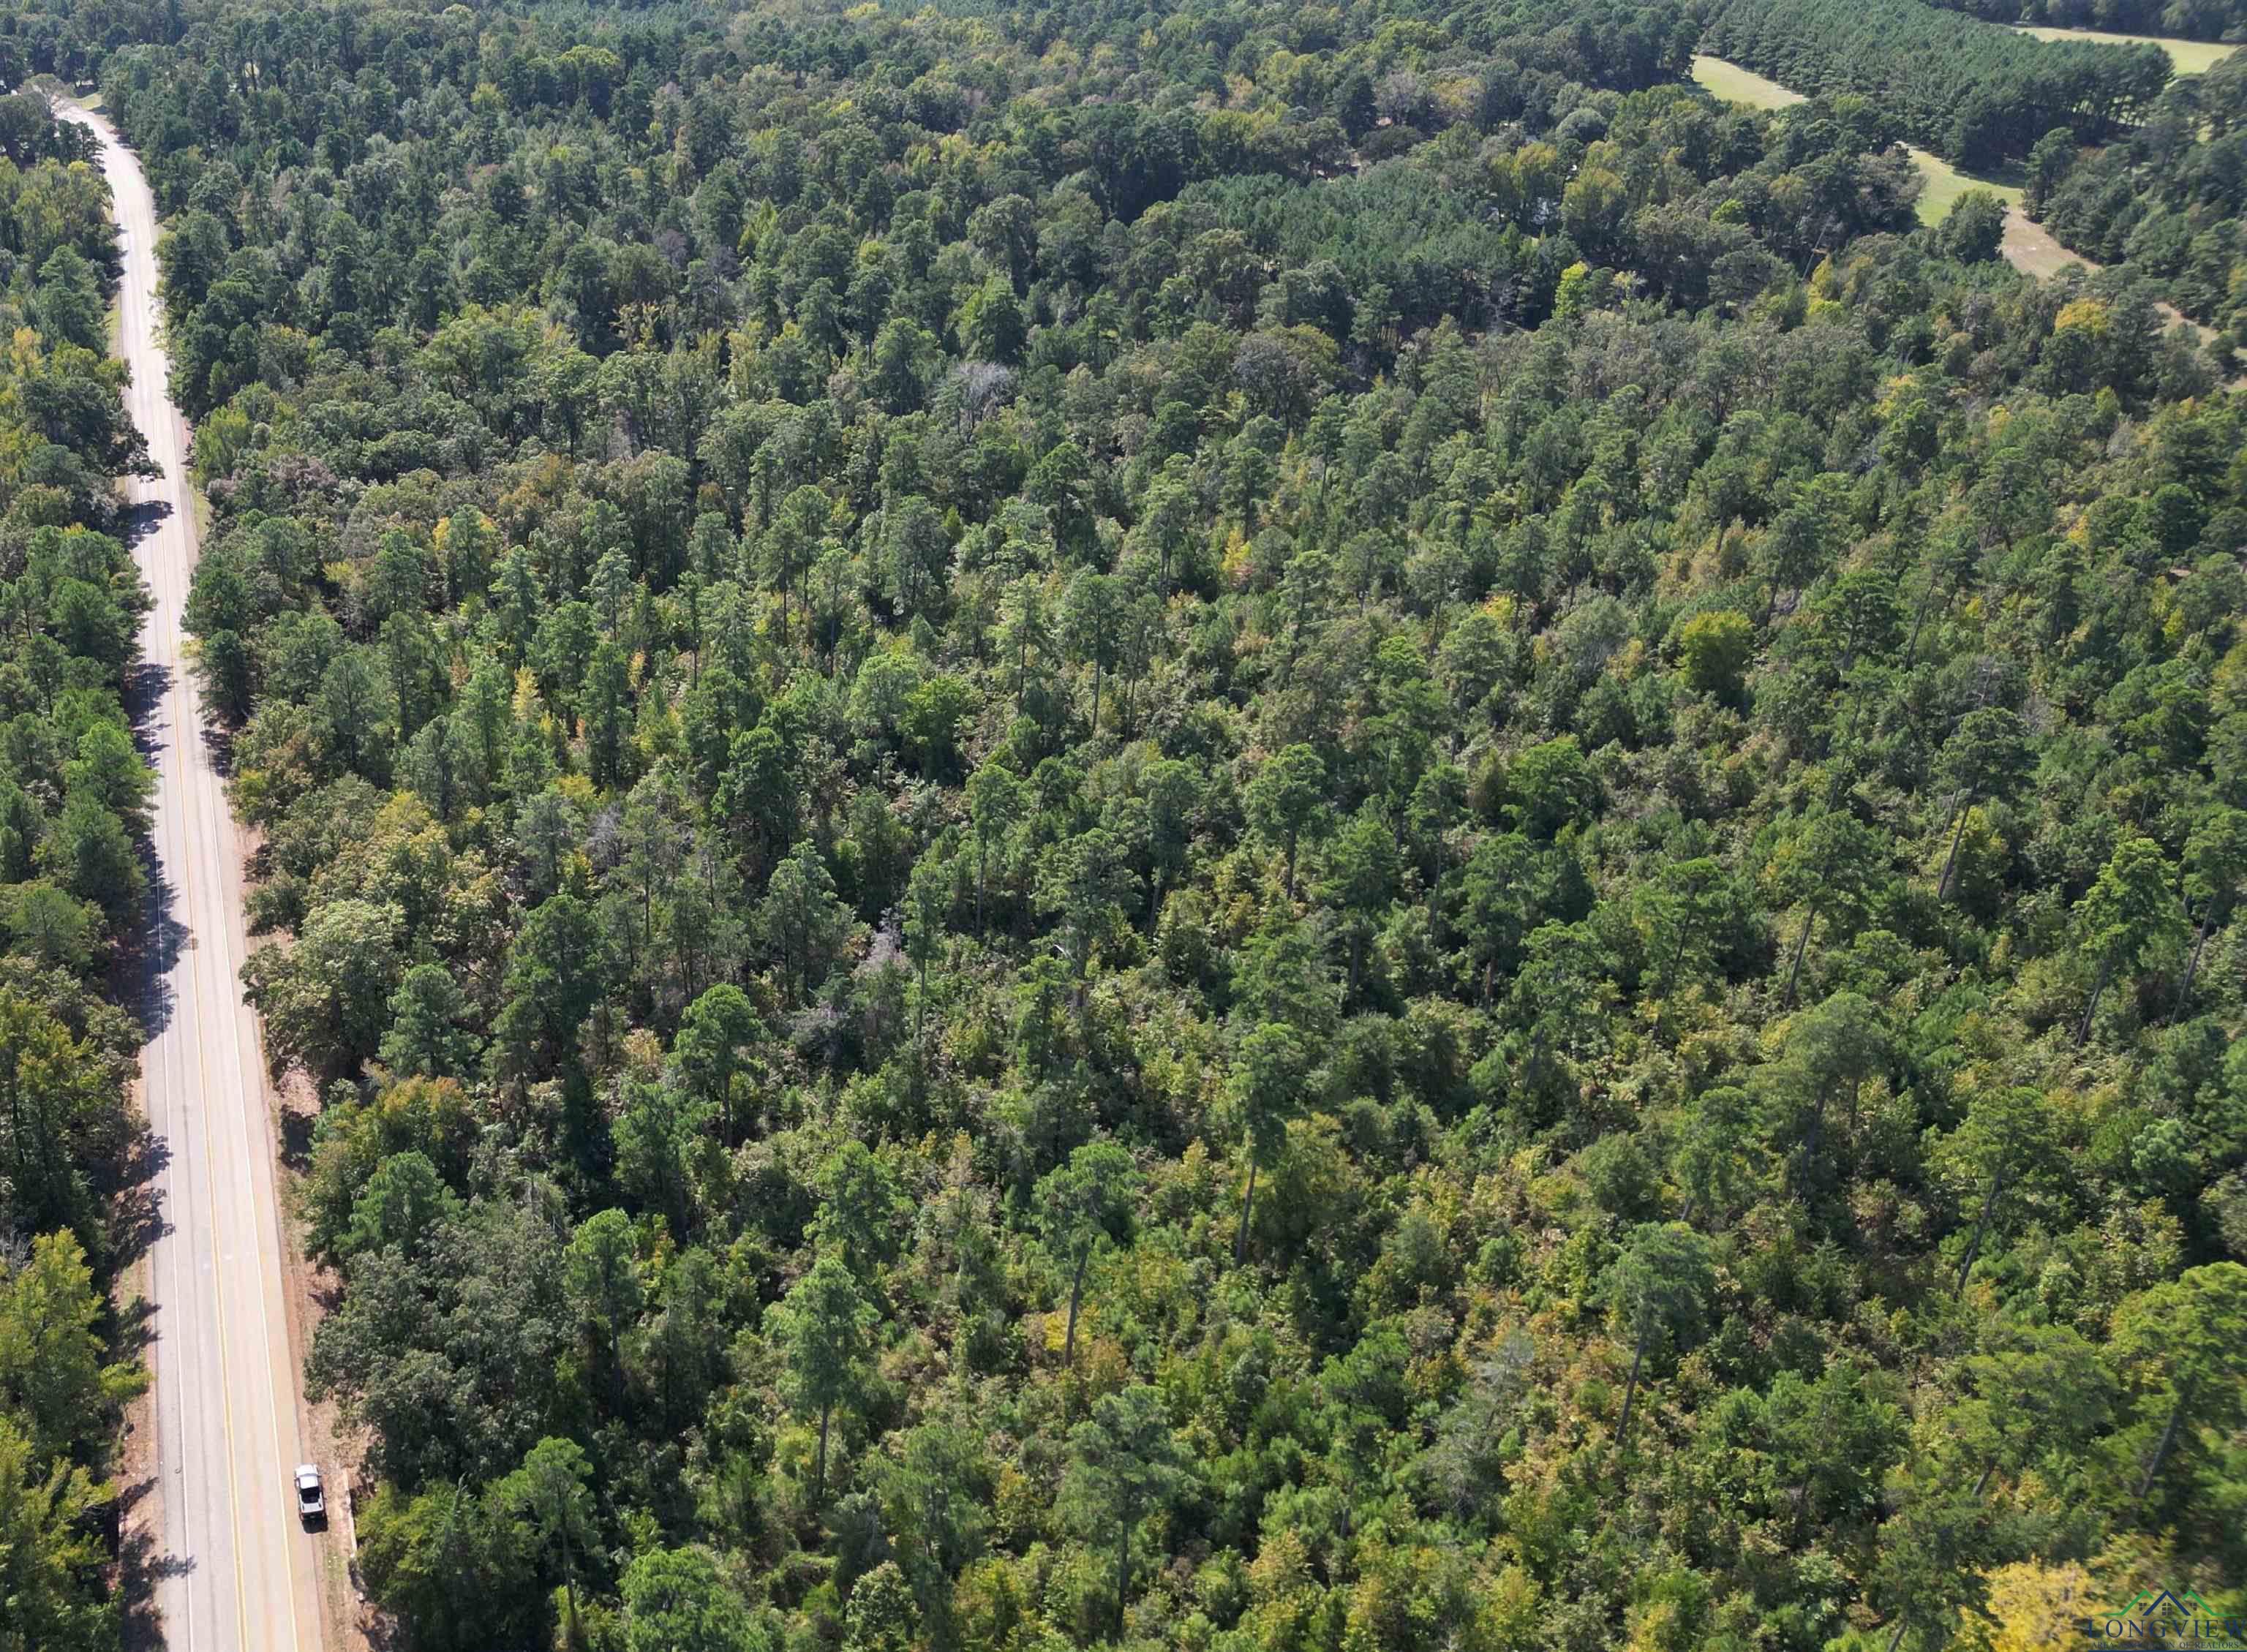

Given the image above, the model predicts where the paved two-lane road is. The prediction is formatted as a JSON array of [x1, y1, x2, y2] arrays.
[[59, 101, 328, 1652]]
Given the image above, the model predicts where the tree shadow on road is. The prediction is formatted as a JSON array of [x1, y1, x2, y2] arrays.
[[115, 1475, 193, 1652], [116, 497, 185, 1047], [109, 1291, 161, 1362], [104, 1120, 172, 1272]]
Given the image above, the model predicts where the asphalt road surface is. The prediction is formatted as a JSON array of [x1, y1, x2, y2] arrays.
[[59, 101, 328, 1652]]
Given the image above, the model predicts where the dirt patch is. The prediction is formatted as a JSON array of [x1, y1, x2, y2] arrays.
[[2000, 208, 2225, 353], [2001, 208, 2095, 281]]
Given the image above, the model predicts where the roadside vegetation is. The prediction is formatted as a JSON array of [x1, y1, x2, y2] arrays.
[[0, 90, 157, 1652]]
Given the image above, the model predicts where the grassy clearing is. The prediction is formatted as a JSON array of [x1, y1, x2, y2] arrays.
[[1905, 146, 2022, 226], [2014, 25, 2235, 73], [1690, 53, 1805, 110]]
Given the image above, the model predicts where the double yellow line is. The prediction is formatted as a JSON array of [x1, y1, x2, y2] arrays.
[[97, 102, 306, 1652]]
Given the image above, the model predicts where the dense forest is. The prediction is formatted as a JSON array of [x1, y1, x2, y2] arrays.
[[1926, 0, 2247, 44], [0, 91, 156, 1652], [1699, 0, 2175, 165], [0, 0, 2237, 1646]]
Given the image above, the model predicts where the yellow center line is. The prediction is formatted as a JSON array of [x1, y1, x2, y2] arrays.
[[78, 104, 208, 1652], [208, 641, 307, 1652], [86, 99, 312, 1652], [157, 298, 255, 1652], [143, 486, 200, 1652], [89, 104, 253, 1650]]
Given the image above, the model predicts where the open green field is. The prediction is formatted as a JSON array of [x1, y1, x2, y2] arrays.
[[2014, 25, 2235, 73], [1690, 53, 1804, 109], [1906, 147, 2022, 225], [1692, 56, 2020, 225]]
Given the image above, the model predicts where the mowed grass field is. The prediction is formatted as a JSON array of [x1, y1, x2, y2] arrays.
[[1690, 55, 2022, 226], [1909, 149, 2023, 224], [1690, 53, 1803, 110], [2014, 25, 2235, 73]]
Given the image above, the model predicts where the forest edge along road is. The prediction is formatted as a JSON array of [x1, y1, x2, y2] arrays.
[[56, 97, 332, 1652], [59, 91, 331, 1652]]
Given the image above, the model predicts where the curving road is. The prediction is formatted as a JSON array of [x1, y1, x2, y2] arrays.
[[59, 101, 328, 1652]]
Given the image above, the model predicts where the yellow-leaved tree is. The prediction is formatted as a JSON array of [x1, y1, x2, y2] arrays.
[[1969, 1561, 2095, 1652]]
